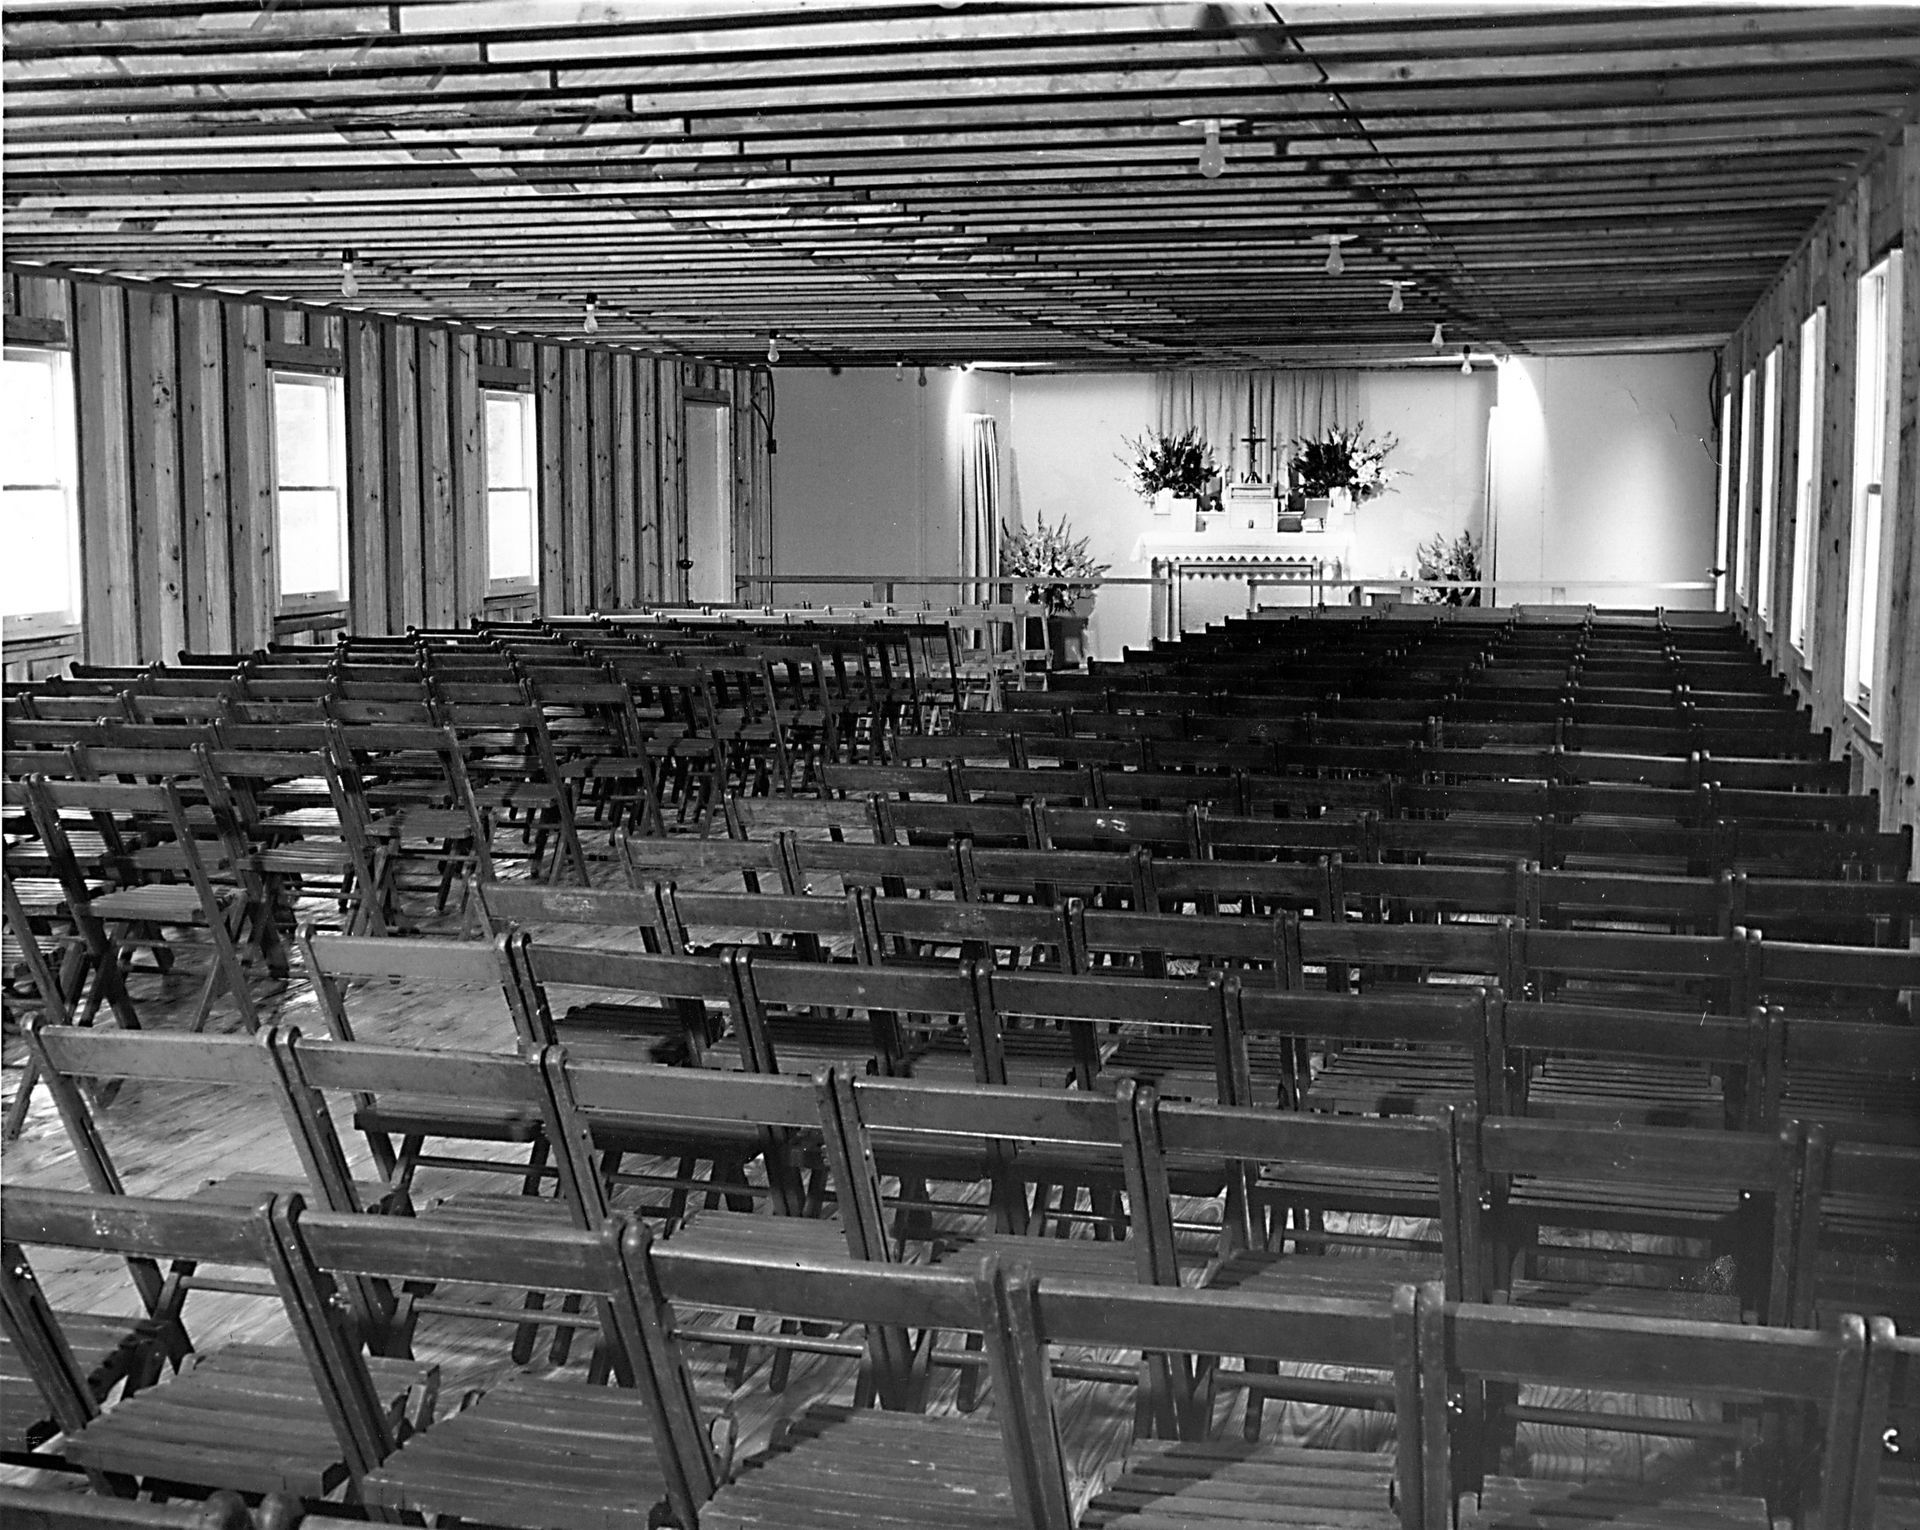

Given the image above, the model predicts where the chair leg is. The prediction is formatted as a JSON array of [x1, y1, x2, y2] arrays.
[[200, 900, 260, 1032]]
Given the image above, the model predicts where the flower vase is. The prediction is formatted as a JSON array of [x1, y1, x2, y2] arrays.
[[1149, 489, 1172, 517], [1329, 486, 1354, 515]]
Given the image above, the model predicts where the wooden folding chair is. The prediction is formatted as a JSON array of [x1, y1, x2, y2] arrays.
[[266, 1195, 712, 1530], [1, 1188, 434, 1501], [1059, 1278, 1424, 1527], [1463, 1114, 1804, 1325], [24, 777, 258, 1032], [1420, 1288, 1866, 1530]]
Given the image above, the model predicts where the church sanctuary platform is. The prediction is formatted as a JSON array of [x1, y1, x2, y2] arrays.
[[3, 6, 1917, 1529]]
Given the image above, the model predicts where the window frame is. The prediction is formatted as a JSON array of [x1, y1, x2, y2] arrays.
[[482, 386, 541, 595], [1755, 345, 1781, 631], [2, 343, 84, 640], [269, 367, 351, 611], [1842, 249, 1902, 733], [1714, 387, 1732, 611], [1788, 307, 1824, 666], [1734, 367, 1756, 604]]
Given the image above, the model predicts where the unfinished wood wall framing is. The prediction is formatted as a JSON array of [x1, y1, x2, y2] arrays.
[[1722, 126, 1919, 835], [2, 266, 773, 679]]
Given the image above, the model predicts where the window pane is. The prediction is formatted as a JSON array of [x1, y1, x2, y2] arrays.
[[489, 487, 535, 581], [279, 488, 343, 596], [1857, 487, 1882, 704], [1790, 309, 1822, 654], [1756, 348, 1779, 627], [2, 487, 77, 618], [3, 356, 64, 486], [1845, 252, 1900, 718], [1714, 391, 1731, 610], [486, 394, 527, 486], [1734, 370, 1754, 599], [274, 378, 335, 485]]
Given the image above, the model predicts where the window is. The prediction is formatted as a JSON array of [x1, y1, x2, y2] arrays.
[[484, 389, 539, 588], [1789, 308, 1824, 658], [1844, 250, 1902, 724], [271, 370, 349, 604], [1755, 346, 1780, 629], [2, 346, 82, 631], [1734, 368, 1755, 602], [1714, 388, 1732, 610]]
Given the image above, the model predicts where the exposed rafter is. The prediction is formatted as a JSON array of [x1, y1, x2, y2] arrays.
[[5, 2, 1916, 366]]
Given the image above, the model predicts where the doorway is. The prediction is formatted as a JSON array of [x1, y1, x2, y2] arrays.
[[683, 401, 734, 604]]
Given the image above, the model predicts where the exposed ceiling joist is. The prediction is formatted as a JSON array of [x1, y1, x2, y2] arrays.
[[5, 3, 1914, 367]]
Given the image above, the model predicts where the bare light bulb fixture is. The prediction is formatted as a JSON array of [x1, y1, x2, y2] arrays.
[[1384, 279, 1407, 314], [1323, 233, 1349, 276], [1197, 119, 1226, 180], [582, 295, 599, 336], [1430, 321, 1445, 350], [339, 249, 358, 299], [1460, 347, 1474, 375], [895, 359, 905, 380], [917, 365, 928, 388], [766, 334, 781, 364]]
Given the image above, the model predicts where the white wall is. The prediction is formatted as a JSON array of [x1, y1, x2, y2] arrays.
[[997, 372, 1156, 659], [769, 354, 1719, 648], [1001, 369, 1496, 656], [768, 366, 1009, 605], [1488, 354, 1719, 608]]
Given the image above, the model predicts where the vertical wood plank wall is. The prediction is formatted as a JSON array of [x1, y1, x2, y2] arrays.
[[1721, 127, 1919, 837], [2, 267, 772, 675]]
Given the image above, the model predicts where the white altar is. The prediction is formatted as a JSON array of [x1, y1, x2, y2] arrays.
[[1132, 523, 1357, 638]]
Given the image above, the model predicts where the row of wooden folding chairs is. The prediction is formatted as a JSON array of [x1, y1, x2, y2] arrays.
[[3, 1106, 1908, 1527], [486, 606, 959, 732], [1078, 644, 1800, 710], [471, 880, 1920, 1151], [450, 613, 932, 748], [940, 710, 1857, 792], [3, 728, 497, 1044], [1062, 659, 1808, 719], [689, 819, 1920, 949], [990, 693, 1832, 761], [47, 631, 863, 784], [1148, 605, 1787, 678], [886, 727, 1860, 796], [763, 792, 1912, 883], [820, 757, 1883, 834], [20, 982, 1911, 1343], [18, 659, 755, 835]]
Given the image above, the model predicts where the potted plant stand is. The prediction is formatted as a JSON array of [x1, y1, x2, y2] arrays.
[[1048, 609, 1089, 671]]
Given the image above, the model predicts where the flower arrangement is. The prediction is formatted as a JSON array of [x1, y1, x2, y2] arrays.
[[1288, 423, 1399, 501], [1121, 427, 1217, 501], [1413, 529, 1482, 606], [1000, 513, 1110, 615]]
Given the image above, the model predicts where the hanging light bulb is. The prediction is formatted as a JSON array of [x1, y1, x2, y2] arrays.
[[895, 359, 905, 380], [766, 333, 781, 364], [916, 365, 928, 388], [1324, 234, 1346, 276], [1197, 119, 1226, 180], [1430, 321, 1445, 350], [1386, 280, 1404, 314], [1460, 347, 1474, 375], [339, 249, 358, 299], [582, 295, 599, 336]]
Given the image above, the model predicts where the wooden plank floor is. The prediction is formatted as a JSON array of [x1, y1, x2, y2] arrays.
[[0, 852, 1748, 1512]]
